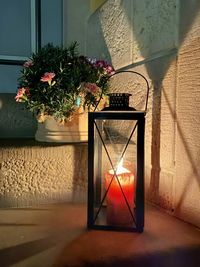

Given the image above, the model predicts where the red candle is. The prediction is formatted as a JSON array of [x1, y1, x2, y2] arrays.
[[105, 160, 135, 225]]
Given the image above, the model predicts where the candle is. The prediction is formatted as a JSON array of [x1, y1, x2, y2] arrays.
[[105, 160, 135, 225]]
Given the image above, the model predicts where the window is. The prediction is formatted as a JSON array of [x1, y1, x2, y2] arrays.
[[0, 0, 63, 93]]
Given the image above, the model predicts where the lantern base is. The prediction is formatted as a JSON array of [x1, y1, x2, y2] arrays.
[[106, 205, 134, 226], [88, 206, 143, 232]]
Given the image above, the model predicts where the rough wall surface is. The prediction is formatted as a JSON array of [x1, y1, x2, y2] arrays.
[[175, 13, 200, 226], [64, 0, 200, 227], [0, 94, 36, 138], [145, 55, 177, 212], [0, 141, 87, 207], [73, 0, 178, 214], [132, 0, 177, 61]]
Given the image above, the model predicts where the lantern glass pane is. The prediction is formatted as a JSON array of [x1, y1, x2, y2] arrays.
[[92, 118, 138, 228]]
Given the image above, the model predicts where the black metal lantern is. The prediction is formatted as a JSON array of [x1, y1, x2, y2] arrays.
[[87, 71, 149, 232]]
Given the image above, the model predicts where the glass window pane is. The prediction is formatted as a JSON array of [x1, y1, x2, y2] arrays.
[[0, 0, 32, 57]]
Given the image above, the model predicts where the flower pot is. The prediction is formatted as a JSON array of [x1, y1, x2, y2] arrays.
[[35, 110, 88, 143]]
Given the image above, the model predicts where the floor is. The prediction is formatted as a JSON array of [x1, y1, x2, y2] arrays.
[[0, 203, 199, 267]]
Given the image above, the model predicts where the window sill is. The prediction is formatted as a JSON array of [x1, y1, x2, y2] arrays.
[[0, 138, 88, 147]]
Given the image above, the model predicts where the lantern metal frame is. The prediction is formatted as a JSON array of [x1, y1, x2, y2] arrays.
[[87, 111, 145, 232], [87, 70, 149, 233]]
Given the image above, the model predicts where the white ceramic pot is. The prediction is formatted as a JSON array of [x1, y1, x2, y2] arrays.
[[35, 111, 88, 143]]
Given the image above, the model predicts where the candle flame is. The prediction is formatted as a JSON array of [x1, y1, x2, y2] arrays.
[[116, 158, 123, 174], [108, 158, 130, 175]]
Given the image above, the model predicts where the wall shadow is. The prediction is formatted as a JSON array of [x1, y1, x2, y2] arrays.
[[0, 235, 63, 267], [78, 0, 200, 218], [119, 0, 200, 210], [0, 93, 37, 138], [85, 7, 112, 62], [72, 143, 88, 203]]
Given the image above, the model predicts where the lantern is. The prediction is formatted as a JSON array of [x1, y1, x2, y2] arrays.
[[87, 71, 149, 232]]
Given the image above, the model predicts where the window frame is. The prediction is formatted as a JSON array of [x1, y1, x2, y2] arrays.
[[0, 0, 41, 66]]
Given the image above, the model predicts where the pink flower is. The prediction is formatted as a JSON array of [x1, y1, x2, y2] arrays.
[[15, 87, 30, 102], [40, 72, 55, 82], [104, 65, 115, 75], [25, 88, 30, 96], [91, 59, 115, 75], [84, 83, 100, 95], [95, 60, 104, 68], [23, 60, 33, 68]]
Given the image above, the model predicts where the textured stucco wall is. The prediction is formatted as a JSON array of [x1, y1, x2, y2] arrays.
[[174, 1, 200, 226], [65, 0, 177, 210], [64, 0, 177, 68], [63, 0, 200, 227], [0, 94, 36, 138], [0, 141, 87, 207]]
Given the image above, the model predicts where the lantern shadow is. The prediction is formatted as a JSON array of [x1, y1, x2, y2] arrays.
[[162, 89, 200, 209], [52, 230, 200, 267]]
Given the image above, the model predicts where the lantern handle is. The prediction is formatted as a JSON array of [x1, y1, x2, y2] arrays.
[[95, 70, 150, 115]]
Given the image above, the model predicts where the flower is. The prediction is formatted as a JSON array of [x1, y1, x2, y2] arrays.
[[23, 60, 33, 68], [91, 59, 115, 75], [16, 42, 114, 121], [40, 72, 55, 83], [84, 83, 100, 95], [15, 87, 30, 102]]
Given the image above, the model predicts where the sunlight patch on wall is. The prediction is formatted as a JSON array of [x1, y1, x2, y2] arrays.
[[0, 98, 3, 110], [90, 0, 107, 12]]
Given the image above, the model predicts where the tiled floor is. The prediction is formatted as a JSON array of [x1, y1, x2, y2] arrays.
[[0, 203, 199, 267]]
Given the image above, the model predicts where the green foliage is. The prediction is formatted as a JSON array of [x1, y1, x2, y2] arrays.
[[15, 42, 114, 121]]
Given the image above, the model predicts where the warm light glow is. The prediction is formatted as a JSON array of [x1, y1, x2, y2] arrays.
[[109, 158, 130, 175], [90, 0, 107, 12], [0, 99, 3, 110], [105, 158, 135, 225]]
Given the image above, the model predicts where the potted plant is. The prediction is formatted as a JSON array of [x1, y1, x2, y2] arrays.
[[15, 42, 114, 142]]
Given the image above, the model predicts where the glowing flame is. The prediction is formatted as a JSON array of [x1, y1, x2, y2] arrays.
[[109, 158, 130, 175]]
